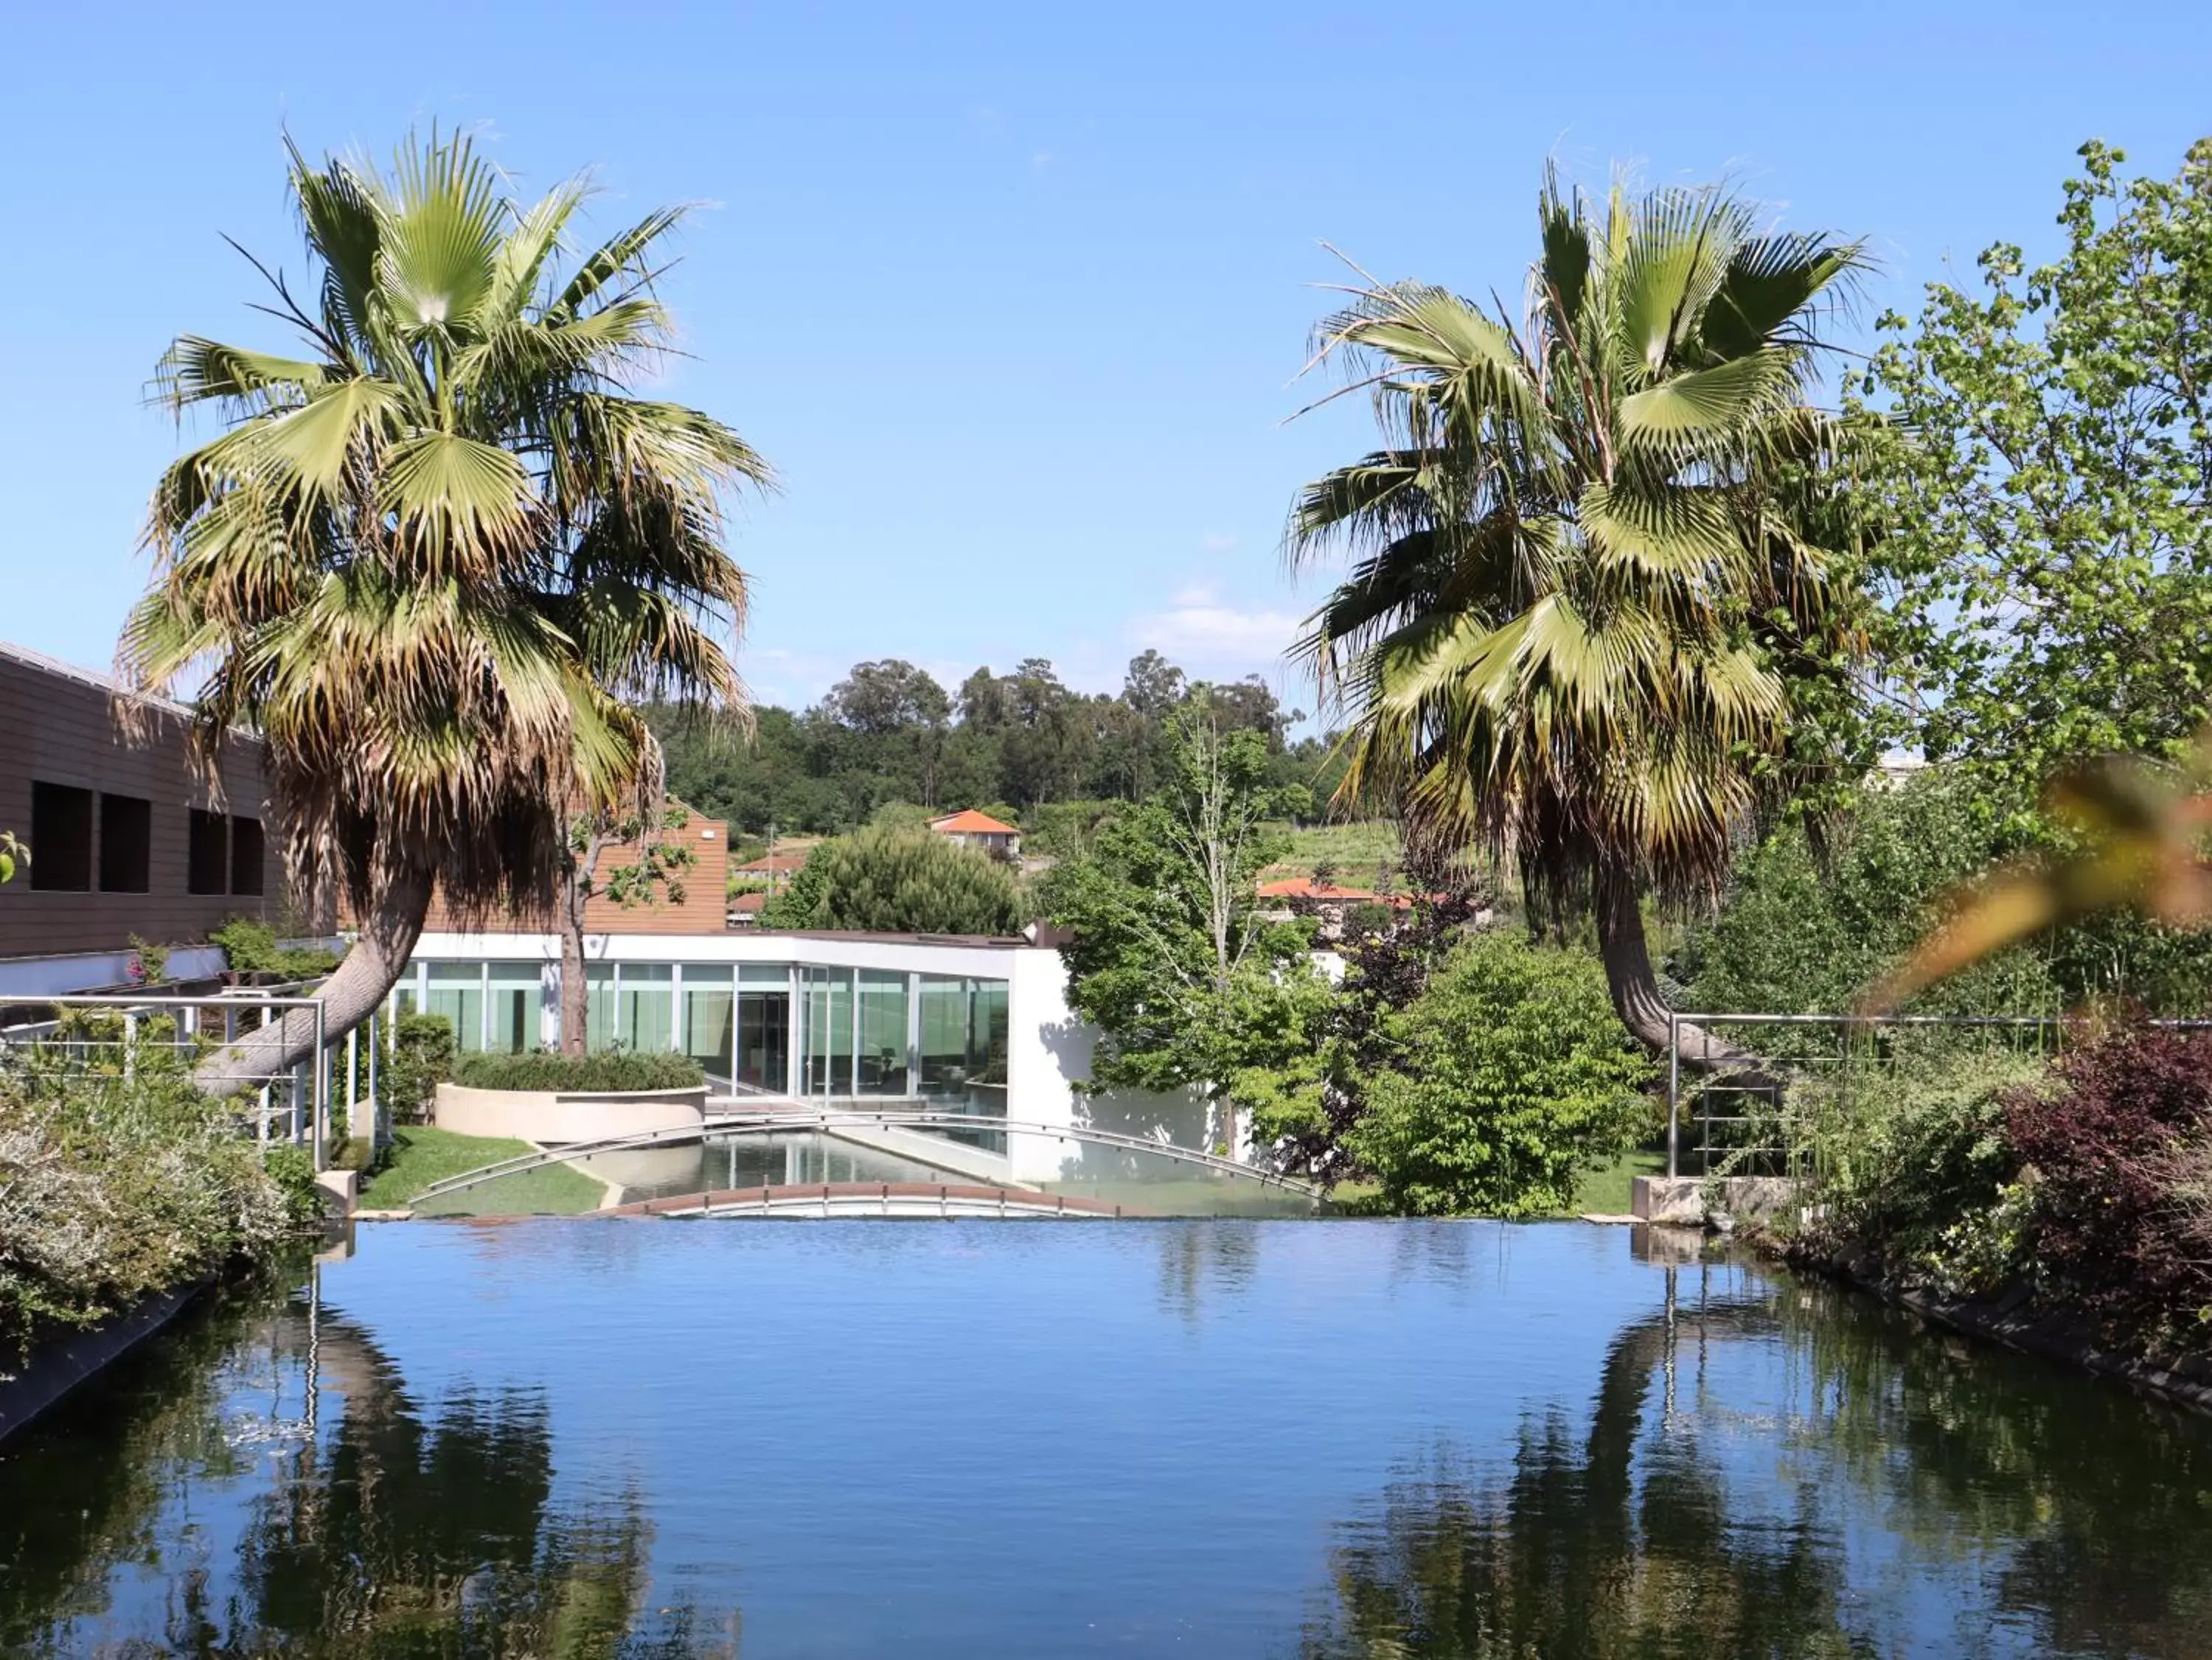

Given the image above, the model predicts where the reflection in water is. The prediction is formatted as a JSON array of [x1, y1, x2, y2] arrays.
[[4, 1227, 2211, 1657], [1, 1275, 733, 1659], [1303, 1272, 2212, 1659]]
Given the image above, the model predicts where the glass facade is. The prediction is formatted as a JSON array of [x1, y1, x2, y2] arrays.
[[388, 957, 1010, 1119]]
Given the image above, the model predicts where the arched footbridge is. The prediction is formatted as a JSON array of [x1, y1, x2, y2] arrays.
[[406, 1109, 1326, 1215]]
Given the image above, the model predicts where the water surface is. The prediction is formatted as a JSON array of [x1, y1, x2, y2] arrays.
[[3, 1221, 2208, 1657]]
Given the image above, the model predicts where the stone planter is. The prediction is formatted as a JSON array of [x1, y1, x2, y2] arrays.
[[433, 1082, 708, 1145]]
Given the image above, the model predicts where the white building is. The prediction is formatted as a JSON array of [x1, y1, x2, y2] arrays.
[[392, 927, 1216, 1185]]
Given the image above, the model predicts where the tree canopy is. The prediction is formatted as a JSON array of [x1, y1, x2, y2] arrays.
[[1291, 167, 1875, 1059], [765, 823, 1023, 935]]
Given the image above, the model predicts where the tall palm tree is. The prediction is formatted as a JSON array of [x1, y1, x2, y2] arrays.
[[121, 132, 771, 1093], [1291, 168, 1872, 1064]]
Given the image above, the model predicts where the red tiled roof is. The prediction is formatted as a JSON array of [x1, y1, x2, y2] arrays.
[[728, 891, 768, 914], [1256, 876, 1412, 907], [931, 809, 1018, 835]]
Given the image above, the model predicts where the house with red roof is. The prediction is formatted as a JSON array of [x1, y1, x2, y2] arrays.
[[930, 809, 1020, 861]]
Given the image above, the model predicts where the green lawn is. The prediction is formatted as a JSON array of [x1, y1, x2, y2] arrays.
[[1567, 1147, 1668, 1217], [361, 1126, 607, 1216], [1264, 821, 1402, 884]]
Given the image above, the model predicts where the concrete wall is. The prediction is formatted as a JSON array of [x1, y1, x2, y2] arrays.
[[433, 1081, 707, 1143], [0, 644, 284, 968]]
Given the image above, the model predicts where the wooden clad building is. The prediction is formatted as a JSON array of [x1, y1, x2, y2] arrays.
[[0, 641, 286, 964]]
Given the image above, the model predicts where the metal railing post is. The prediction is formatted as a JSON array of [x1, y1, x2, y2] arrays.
[[1666, 1012, 1681, 1180], [311, 1002, 327, 1172]]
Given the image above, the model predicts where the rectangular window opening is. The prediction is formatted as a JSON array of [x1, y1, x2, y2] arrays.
[[187, 809, 229, 896], [229, 816, 265, 896], [29, 781, 94, 892], [97, 794, 153, 893]]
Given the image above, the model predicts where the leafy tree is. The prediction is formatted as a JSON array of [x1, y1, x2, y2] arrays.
[[1046, 708, 1326, 1157], [121, 132, 766, 1093], [1344, 932, 1654, 1216], [1292, 166, 1875, 1067], [557, 806, 696, 1055], [1680, 770, 2212, 1023], [1861, 139, 2212, 797], [765, 823, 1022, 935]]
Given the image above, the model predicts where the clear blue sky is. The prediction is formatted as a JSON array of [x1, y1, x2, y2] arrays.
[[4, 1, 2208, 716]]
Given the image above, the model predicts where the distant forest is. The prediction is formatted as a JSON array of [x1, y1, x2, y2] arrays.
[[647, 650, 1351, 839]]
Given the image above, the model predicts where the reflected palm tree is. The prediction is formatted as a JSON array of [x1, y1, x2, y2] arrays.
[[1, 1282, 737, 1659], [1301, 1277, 2212, 1659]]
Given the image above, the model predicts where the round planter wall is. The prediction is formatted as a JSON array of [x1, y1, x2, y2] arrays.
[[433, 1083, 708, 1145]]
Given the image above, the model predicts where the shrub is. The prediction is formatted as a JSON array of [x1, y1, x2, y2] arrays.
[[2005, 1024, 2212, 1334], [1344, 934, 1654, 1216], [380, 1013, 456, 1123], [209, 917, 341, 980], [0, 1059, 312, 1369], [765, 823, 1022, 935], [450, 1051, 705, 1092], [1787, 1052, 2048, 1296]]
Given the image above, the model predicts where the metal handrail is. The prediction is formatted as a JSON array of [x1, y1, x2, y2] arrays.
[[407, 1109, 1324, 1204]]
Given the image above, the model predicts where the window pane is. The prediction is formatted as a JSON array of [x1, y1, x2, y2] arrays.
[[426, 962, 484, 1052], [486, 963, 540, 1053], [616, 963, 674, 1053], [683, 967, 734, 1080], [857, 971, 909, 1096], [801, 967, 853, 1095], [586, 963, 616, 1053], [740, 963, 791, 986]]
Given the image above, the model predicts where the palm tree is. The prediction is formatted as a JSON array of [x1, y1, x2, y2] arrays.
[[121, 132, 770, 1093], [1291, 167, 1871, 1064]]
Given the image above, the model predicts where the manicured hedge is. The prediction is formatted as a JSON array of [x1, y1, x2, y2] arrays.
[[448, 1051, 706, 1092]]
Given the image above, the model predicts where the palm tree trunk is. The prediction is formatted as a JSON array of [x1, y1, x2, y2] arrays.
[[1593, 867, 1769, 1078], [192, 863, 435, 1099]]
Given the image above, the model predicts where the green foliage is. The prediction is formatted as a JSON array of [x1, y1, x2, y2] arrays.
[[765, 823, 1023, 935], [1341, 934, 1655, 1216], [123, 130, 765, 949], [450, 1051, 704, 1092], [380, 1013, 456, 1123], [1291, 166, 1877, 921], [209, 916, 341, 980], [0, 1053, 313, 1365], [0, 830, 23, 885], [1048, 710, 1328, 1108], [1677, 772, 2212, 1022], [1784, 1053, 2048, 1297], [126, 935, 170, 986], [1860, 139, 2212, 796], [1020, 799, 1124, 859], [648, 651, 1341, 837]]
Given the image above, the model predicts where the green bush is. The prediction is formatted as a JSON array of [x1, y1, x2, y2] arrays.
[[0, 1057, 313, 1369], [764, 823, 1022, 935], [1781, 1052, 2048, 1297], [380, 1013, 456, 1123], [450, 1051, 705, 1092], [1344, 934, 1655, 1216], [209, 917, 341, 980]]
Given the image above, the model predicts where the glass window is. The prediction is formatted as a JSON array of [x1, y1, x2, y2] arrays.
[[857, 971, 909, 1096], [426, 962, 484, 1051], [585, 963, 616, 1053], [682, 966, 734, 1080], [616, 963, 675, 1053], [486, 962, 540, 1053], [918, 974, 1009, 1116], [740, 963, 791, 986], [801, 967, 853, 1095]]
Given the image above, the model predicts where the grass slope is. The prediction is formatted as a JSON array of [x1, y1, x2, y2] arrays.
[[361, 1126, 606, 1216], [1263, 821, 1402, 884]]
